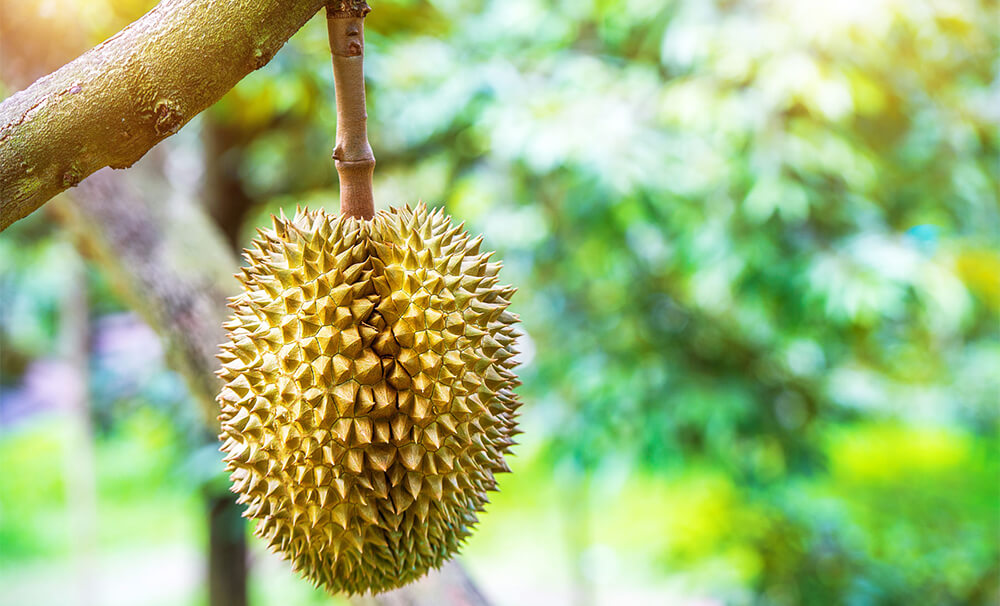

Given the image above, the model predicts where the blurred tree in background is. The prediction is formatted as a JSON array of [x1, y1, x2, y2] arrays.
[[1, 0, 998, 605]]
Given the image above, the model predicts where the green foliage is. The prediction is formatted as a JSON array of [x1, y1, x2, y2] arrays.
[[0, 409, 197, 562], [0, 417, 71, 560]]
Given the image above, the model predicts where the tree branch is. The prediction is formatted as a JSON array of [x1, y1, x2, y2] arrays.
[[0, 0, 329, 231]]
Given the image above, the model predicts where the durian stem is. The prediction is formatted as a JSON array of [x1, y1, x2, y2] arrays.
[[327, 1, 376, 220]]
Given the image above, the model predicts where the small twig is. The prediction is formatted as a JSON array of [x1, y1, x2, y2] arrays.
[[327, 1, 375, 219]]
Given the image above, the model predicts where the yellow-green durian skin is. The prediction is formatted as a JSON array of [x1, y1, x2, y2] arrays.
[[216, 204, 520, 595]]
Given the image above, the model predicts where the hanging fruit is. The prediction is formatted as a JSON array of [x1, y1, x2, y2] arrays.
[[215, 1, 522, 595]]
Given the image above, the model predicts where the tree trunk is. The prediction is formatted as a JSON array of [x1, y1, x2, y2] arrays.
[[202, 117, 256, 250], [202, 113, 257, 606], [207, 492, 249, 606]]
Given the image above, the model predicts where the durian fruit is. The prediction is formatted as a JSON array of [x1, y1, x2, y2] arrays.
[[216, 203, 521, 594]]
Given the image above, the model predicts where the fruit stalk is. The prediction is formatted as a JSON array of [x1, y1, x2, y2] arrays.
[[327, 1, 376, 220]]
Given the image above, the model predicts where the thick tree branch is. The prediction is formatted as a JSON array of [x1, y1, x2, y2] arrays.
[[0, 0, 329, 231]]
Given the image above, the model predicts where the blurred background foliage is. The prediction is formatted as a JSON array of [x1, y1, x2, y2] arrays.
[[1, 0, 998, 604]]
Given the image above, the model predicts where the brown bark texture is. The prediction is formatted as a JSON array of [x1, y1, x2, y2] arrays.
[[0, 0, 329, 231]]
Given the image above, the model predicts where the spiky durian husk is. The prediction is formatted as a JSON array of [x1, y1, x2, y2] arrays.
[[216, 204, 521, 595]]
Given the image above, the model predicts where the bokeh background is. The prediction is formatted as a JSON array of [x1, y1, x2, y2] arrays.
[[1, 0, 998, 604]]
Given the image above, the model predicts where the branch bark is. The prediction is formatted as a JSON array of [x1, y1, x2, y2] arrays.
[[0, 0, 329, 231]]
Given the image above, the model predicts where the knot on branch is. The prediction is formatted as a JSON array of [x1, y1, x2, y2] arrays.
[[153, 99, 183, 136], [327, 0, 370, 18], [62, 166, 83, 187]]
